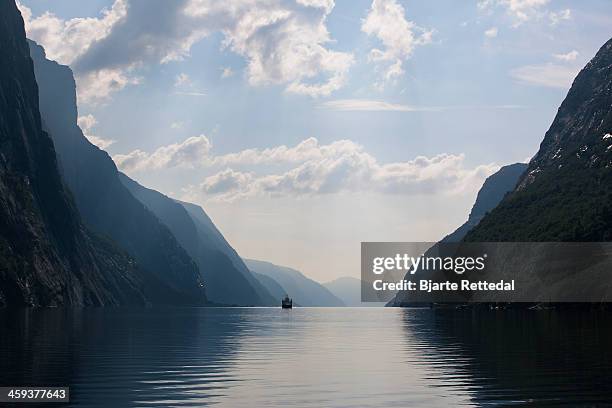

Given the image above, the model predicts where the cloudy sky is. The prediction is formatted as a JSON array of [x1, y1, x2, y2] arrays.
[[19, 0, 612, 282]]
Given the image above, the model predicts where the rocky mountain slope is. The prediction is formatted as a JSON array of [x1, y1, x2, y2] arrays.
[[0, 1, 145, 306], [178, 201, 277, 305], [466, 38, 612, 242], [120, 174, 276, 306], [28, 40, 205, 305]]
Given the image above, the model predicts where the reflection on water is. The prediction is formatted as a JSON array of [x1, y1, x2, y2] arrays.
[[0, 308, 610, 407], [401, 309, 612, 407]]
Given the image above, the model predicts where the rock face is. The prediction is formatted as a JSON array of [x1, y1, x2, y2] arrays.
[[245, 259, 344, 306], [442, 163, 527, 243], [120, 174, 277, 306], [0, 1, 145, 306], [179, 201, 277, 306], [466, 37, 612, 242], [27, 41, 206, 305]]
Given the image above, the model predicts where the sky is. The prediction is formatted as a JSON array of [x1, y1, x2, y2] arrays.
[[18, 0, 612, 282]]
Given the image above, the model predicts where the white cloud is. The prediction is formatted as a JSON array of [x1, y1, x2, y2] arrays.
[[77, 114, 115, 149], [115, 136, 324, 171], [484, 27, 498, 38], [199, 168, 255, 197], [191, 140, 497, 201], [77, 114, 97, 132], [19, 0, 353, 102], [113, 134, 212, 172], [17, 0, 127, 65], [116, 135, 496, 202], [504, 0, 548, 24], [320, 99, 436, 112], [212, 137, 324, 166], [85, 135, 116, 150], [17, 1, 134, 104], [174, 91, 207, 96], [172, 72, 208, 97], [76, 68, 142, 103], [295, 0, 335, 10], [478, 0, 571, 27], [320, 99, 524, 112], [221, 67, 234, 78], [195, 0, 354, 97], [548, 8, 571, 25], [361, 0, 432, 85], [510, 63, 579, 89], [553, 50, 579, 62], [175, 73, 191, 87], [478, 0, 547, 25]]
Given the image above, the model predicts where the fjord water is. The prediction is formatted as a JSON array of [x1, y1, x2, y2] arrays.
[[1, 308, 611, 407]]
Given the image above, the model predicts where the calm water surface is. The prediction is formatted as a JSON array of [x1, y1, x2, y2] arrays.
[[1, 307, 611, 407]]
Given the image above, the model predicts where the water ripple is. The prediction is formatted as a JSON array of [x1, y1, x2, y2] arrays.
[[1, 308, 611, 407]]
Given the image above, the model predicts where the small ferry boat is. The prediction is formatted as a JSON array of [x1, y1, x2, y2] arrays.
[[281, 294, 293, 309]]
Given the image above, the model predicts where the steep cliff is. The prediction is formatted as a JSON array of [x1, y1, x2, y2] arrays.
[[179, 200, 278, 305], [120, 174, 277, 306], [466, 38, 612, 242], [0, 1, 145, 306], [28, 40, 206, 305]]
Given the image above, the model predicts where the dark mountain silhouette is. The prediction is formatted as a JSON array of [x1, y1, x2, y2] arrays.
[[27, 40, 205, 305], [466, 37, 612, 242], [442, 163, 527, 242], [119, 174, 276, 306], [245, 259, 344, 306], [178, 200, 277, 305], [0, 1, 145, 306], [250, 271, 288, 303]]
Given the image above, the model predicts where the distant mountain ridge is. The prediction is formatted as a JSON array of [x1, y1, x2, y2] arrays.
[[466, 37, 612, 242], [245, 259, 344, 306], [28, 40, 206, 305], [0, 1, 145, 306], [323, 277, 366, 307], [250, 271, 289, 303]]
